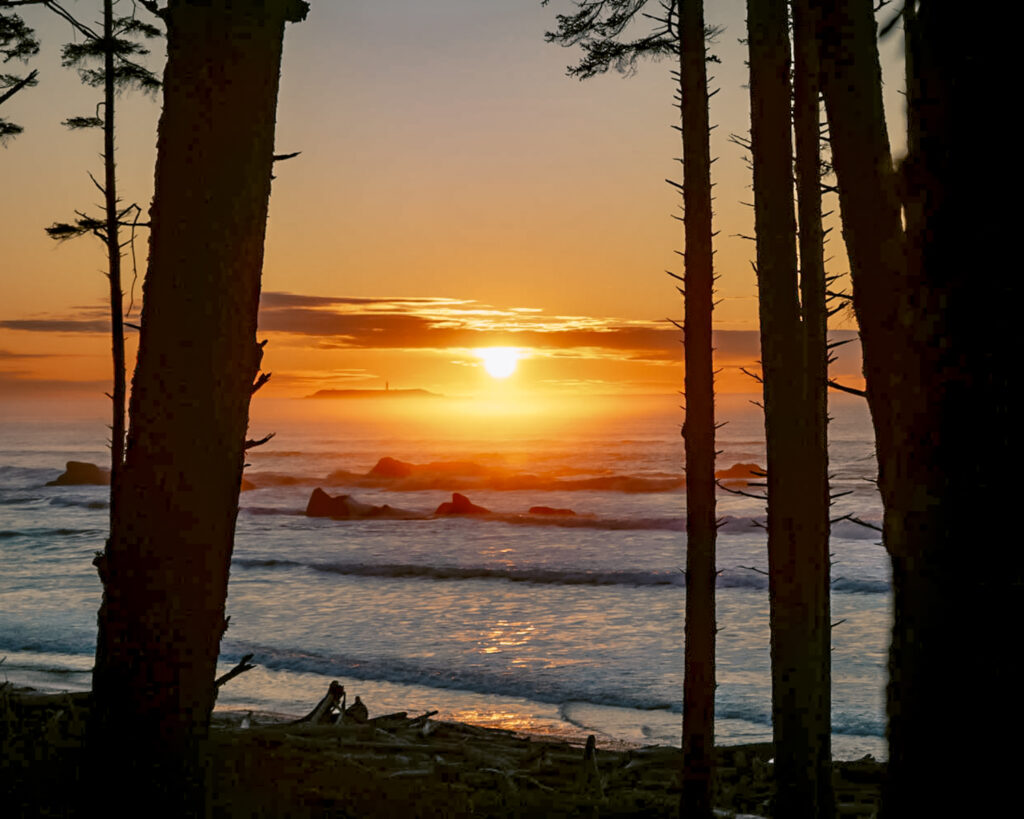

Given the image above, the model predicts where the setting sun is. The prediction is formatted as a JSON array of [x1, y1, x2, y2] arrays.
[[477, 347, 520, 379]]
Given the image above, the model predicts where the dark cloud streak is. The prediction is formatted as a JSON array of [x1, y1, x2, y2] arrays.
[[0, 319, 109, 333]]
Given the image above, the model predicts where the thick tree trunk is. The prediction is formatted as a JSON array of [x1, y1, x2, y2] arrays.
[[89, 1, 306, 814], [678, 1, 717, 816], [746, 1, 830, 815], [791, 0, 832, 814], [819, 2, 1017, 815]]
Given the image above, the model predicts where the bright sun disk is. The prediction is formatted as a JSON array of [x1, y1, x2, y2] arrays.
[[477, 347, 519, 378]]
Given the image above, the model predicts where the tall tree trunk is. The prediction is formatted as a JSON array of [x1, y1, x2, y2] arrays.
[[103, 0, 125, 523], [791, 0, 833, 814], [678, 1, 717, 816], [89, 1, 306, 814], [746, 1, 830, 815], [819, 2, 1017, 815]]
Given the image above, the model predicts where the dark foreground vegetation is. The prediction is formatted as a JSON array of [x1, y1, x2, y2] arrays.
[[2, 685, 883, 818]]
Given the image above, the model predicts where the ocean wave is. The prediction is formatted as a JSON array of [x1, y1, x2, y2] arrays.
[[321, 470, 684, 494], [233, 557, 688, 588], [0, 494, 47, 506], [717, 703, 772, 727], [243, 506, 308, 517], [47, 497, 108, 510], [232, 557, 888, 596], [832, 712, 886, 737], [241, 502, 687, 530], [830, 577, 890, 594], [716, 703, 884, 737], [242, 472, 320, 487], [0, 465, 60, 482], [490, 514, 683, 531], [229, 643, 679, 714], [830, 518, 884, 540], [717, 570, 770, 591], [0, 527, 99, 540]]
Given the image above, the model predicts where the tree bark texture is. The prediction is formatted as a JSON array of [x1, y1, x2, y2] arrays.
[[819, 2, 1017, 815], [90, 1, 306, 814], [746, 1, 830, 815], [678, 1, 717, 817]]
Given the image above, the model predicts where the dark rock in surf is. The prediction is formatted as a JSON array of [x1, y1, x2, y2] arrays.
[[368, 456, 416, 478], [528, 506, 576, 516], [434, 492, 490, 515], [305, 488, 419, 519], [306, 488, 342, 517], [46, 461, 110, 486], [306, 488, 376, 518], [715, 462, 765, 480]]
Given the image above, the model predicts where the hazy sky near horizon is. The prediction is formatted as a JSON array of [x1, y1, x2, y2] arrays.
[[0, 0, 905, 399]]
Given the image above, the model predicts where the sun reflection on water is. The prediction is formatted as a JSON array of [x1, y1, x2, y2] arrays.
[[444, 708, 539, 733], [478, 619, 536, 656]]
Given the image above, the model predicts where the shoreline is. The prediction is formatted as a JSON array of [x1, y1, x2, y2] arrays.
[[0, 652, 887, 761], [0, 656, 886, 762], [3, 684, 884, 817]]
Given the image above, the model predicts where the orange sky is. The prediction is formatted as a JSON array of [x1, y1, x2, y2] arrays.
[[0, 1, 905, 400]]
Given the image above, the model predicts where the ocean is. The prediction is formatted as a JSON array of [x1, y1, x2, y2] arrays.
[[0, 392, 888, 760]]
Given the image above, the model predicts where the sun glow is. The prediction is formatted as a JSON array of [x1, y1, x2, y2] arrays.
[[477, 347, 520, 379]]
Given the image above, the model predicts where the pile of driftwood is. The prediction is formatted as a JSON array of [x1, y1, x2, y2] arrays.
[[210, 681, 674, 818], [1, 679, 884, 818]]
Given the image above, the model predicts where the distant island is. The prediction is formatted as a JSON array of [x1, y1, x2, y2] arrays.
[[306, 388, 442, 399]]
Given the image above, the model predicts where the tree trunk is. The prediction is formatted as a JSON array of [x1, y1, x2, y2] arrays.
[[89, 1, 306, 814], [678, 1, 717, 816], [103, 0, 125, 523], [746, 1, 830, 815], [819, 2, 1018, 815], [791, 0, 832, 814]]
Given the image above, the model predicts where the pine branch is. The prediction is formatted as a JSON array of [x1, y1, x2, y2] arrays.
[[0, 67, 36, 106]]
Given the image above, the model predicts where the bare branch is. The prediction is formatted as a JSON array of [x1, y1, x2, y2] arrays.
[[827, 379, 867, 398], [243, 432, 276, 450], [739, 366, 763, 384], [214, 653, 256, 690], [717, 479, 767, 501], [251, 371, 272, 395]]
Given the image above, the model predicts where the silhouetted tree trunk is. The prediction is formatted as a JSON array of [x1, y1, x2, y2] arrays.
[[791, 0, 832, 814], [102, 0, 126, 520], [678, 0, 717, 816], [819, 2, 1017, 815], [541, 9, 723, 807], [89, 1, 306, 814], [746, 0, 830, 815]]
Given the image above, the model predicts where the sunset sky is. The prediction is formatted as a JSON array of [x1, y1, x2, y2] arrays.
[[0, 0, 905, 401]]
